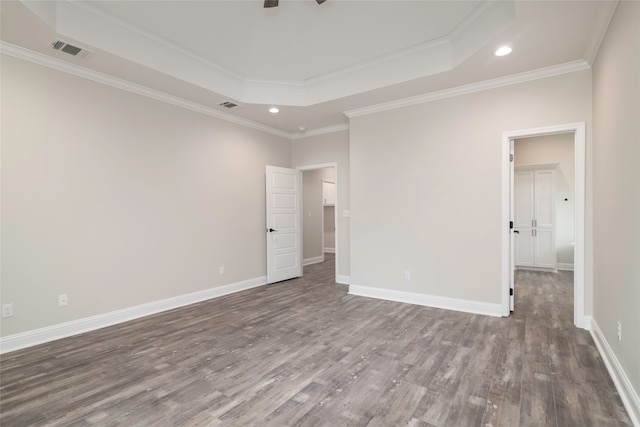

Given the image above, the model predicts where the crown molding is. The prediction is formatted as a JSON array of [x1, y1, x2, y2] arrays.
[[344, 60, 591, 118], [0, 42, 293, 139], [23, 0, 514, 107], [584, 0, 619, 65], [291, 124, 350, 140]]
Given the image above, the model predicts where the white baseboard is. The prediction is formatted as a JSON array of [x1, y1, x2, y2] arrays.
[[557, 262, 575, 271], [577, 315, 592, 330], [0, 276, 266, 354], [303, 255, 325, 266], [590, 318, 640, 426], [323, 248, 335, 254], [336, 275, 351, 285], [348, 284, 503, 317]]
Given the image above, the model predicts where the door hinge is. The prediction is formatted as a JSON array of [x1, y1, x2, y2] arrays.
[[510, 221, 513, 229], [510, 153, 514, 162], [510, 288, 514, 296]]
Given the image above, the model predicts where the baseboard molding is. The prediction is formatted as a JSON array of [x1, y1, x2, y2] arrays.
[[303, 255, 325, 266], [577, 315, 592, 330], [323, 248, 335, 254], [0, 276, 267, 354], [557, 263, 575, 271], [348, 284, 503, 317], [590, 318, 640, 426], [515, 266, 558, 273], [336, 275, 351, 285]]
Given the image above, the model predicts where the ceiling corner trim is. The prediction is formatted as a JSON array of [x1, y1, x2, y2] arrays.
[[37, 0, 248, 100], [344, 60, 591, 118], [0, 42, 293, 140], [584, 0, 619, 65], [25, 0, 517, 108], [291, 124, 350, 140]]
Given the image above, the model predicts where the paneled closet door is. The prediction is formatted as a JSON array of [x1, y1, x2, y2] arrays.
[[514, 170, 534, 266], [533, 169, 556, 268], [514, 164, 557, 270]]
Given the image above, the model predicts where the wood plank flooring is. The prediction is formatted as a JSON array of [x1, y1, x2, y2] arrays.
[[0, 255, 632, 426]]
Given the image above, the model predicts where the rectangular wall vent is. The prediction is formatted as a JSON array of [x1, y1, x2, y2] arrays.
[[51, 40, 93, 59], [219, 101, 239, 109]]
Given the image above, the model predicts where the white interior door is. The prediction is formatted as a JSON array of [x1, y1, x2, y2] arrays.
[[266, 166, 302, 283], [509, 141, 515, 311]]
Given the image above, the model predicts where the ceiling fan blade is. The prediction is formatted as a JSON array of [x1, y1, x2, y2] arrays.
[[264, 0, 278, 8], [316, 0, 326, 3]]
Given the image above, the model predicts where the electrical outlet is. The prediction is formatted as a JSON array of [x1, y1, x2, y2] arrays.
[[59, 294, 68, 307], [404, 270, 411, 280], [2, 303, 13, 318], [219, 266, 225, 276], [617, 321, 622, 341]]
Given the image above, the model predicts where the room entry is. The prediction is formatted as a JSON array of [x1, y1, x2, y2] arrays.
[[298, 163, 339, 283], [502, 123, 587, 328]]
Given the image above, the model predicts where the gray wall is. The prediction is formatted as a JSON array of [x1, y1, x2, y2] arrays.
[[1, 55, 291, 336], [292, 131, 350, 282], [515, 133, 575, 268], [592, 0, 640, 408], [349, 70, 592, 305]]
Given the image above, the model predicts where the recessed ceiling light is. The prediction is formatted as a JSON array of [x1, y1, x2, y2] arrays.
[[269, 107, 279, 114], [495, 46, 512, 56]]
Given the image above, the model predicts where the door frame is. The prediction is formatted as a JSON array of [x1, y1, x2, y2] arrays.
[[297, 163, 339, 284], [321, 179, 336, 254], [501, 122, 587, 328]]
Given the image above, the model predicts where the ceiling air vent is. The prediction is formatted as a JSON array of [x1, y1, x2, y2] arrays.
[[219, 101, 239, 109], [51, 40, 93, 59]]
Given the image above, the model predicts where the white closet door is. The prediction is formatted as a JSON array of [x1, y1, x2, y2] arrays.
[[514, 164, 557, 270], [534, 169, 556, 269], [514, 170, 534, 266]]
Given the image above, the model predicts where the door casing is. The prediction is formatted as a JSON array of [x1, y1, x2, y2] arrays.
[[297, 163, 339, 284], [501, 123, 587, 328]]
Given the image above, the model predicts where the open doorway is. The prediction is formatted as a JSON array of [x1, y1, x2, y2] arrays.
[[501, 123, 587, 328], [298, 164, 338, 283], [512, 134, 576, 322]]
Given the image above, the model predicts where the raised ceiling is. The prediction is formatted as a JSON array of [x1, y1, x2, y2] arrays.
[[1, 0, 617, 136]]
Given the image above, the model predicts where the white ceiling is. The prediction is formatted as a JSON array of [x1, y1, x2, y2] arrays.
[[1, 0, 617, 137]]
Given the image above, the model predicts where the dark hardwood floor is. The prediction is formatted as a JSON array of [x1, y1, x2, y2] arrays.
[[0, 255, 632, 426]]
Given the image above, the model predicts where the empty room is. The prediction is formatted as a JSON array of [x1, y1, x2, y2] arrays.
[[1, 1, 638, 425]]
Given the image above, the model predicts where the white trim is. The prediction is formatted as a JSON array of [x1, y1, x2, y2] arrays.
[[323, 248, 336, 254], [0, 276, 266, 354], [0, 42, 292, 140], [26, 1, 514, 107], [590, 318, 640, 426], [515, 266, 558, 273], [557, 263, 574, 271], [291, 124, 350, 140], [2, 41, 345, 138], [303, 255, 325, 266], [337, 275, 351, 285], [501, 123, 587, 328], [345, 60, 590, 118], [585, 1, 619, 65], [348, 284, 503, 317]]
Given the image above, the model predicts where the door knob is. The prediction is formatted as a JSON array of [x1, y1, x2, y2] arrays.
[[268, 228, 277, 232], [513, 230, 520, 234]]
